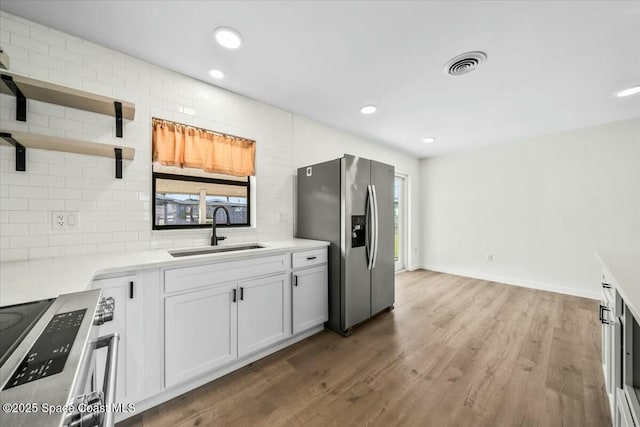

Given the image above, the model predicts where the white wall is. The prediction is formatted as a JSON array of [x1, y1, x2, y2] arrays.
[[420, 118, 640, 299], [293, 116, 420, 270], [0, 11, 419, 266]]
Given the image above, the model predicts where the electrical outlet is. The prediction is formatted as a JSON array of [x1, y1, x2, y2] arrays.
[[487, 254, 494, 262], [52, 211, 65, 230], [51, 211, 79, 231]]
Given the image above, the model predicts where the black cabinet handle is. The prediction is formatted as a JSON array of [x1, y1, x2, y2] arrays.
[[232, 288, 237, 303], [129, 281, 134, 299], [599, 304, 612, 325], [306, 256, 317, 260], [240, 287, 244, 301], [599, 304, 604, 322], [602, 282, 612, 289], [293, 275, 298, 287]]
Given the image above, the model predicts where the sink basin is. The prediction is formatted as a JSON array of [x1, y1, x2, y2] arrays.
[[169, 244, 265, 257]]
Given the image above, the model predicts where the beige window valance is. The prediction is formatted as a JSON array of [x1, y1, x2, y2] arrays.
[[152, 118, 256, 177]]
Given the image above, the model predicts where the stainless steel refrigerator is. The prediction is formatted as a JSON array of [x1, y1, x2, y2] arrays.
[[296, 154, 395, 336]]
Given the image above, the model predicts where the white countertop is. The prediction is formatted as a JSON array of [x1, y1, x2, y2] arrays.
[[597, 250, 640, 322], [0, 239, 329, 307]]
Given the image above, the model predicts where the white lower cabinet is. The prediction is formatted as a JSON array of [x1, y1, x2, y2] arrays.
[[238, 273, 290, 358], [164, 273, 291, 387], [92, 274, 143, 405], [157, 248, 327, 405], [292, 265, 328, 334], [164, 283, 237, 388]]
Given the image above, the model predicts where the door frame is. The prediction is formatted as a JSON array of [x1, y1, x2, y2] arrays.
[[394, 173, 408, 271]]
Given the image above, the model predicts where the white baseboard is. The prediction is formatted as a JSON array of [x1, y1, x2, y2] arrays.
[[421, 264, 600, 301]]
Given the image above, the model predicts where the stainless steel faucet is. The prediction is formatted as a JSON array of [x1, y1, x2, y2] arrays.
[[211, 206, 230, 246]]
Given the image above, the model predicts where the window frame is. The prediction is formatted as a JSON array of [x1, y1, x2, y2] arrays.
[[152, 172, 251, 230]]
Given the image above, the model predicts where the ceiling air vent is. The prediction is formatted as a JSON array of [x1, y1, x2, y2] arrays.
[[445, 51, 487, 76]]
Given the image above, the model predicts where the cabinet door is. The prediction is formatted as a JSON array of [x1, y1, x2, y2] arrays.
[[292, 265, 328, 334], [165, 284, 237, 387], [93, 274, 143, 405], [237, 274, 289, 358]]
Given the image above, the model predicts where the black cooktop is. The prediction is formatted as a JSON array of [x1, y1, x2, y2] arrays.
[[0, 299, 54, 368]]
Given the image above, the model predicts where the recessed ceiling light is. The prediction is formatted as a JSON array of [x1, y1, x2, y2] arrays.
[[422, 137, 436, 143], [616, 85, 640, 98], [208, 68, 225, 79], [214, 27, 243, 49], [360, 105, 377, 115]]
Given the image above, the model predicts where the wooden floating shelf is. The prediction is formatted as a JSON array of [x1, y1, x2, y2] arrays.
[[0, 70, 135, 137], [0, 130, 135, 179]]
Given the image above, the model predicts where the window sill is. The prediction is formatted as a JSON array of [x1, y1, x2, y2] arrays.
[[151, 224, 256, 236]]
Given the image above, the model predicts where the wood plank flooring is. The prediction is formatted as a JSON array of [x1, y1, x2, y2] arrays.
[[119, 270, 610, 427]]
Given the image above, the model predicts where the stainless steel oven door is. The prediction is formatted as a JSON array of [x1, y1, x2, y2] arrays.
[[64, 332, 119, 427]]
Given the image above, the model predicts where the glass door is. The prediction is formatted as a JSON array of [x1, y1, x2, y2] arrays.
[[394, 175, 406, 271]]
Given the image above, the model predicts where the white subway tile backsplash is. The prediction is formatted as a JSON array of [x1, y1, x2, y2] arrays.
[[28, 223, 53, 235], [9, 32, 48, 54], [9, 185, 49, 199], [112, 231, 138, 242], [3, 44, 29, 61], [64, 62, 96, 81], [29, 199, 64, 211], [6, 58, 48, 79], [0, 223, 29, 236], [97, 221, 124, 232], [97, 242, 125, 254], [28, 174, 65, 188], [49, 116, 84, 132], [10, 235, 49, 248], [49, 234, 82, 246], [47, 69, 80, 88], [28, 100, 66, 118], [1, 198, 28, 210], [125, 241, 150, 252], [65, 200, 95, 211], [49, 46, 83, 65], [9, 211, 48, 224], [0, 15, 29, 36], [27, 125, 64, 137], [29, 51, 65, 71], [81, 232, 112, 244], [65, 38, 97, 58], [48, 188, 82, 200]]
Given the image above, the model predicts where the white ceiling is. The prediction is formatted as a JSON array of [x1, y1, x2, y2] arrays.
[[2, 1, 640, 158]]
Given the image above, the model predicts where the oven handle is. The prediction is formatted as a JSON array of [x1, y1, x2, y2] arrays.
[[95, 332, 120, 427]]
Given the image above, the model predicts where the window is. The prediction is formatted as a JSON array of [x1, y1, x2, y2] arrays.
[[152, 172, 250, 229], [151, 118, 256, 230]]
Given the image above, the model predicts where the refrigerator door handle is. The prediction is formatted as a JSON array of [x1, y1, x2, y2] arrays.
[[366, 184, 374, 270], [371, 184, 379, 268]]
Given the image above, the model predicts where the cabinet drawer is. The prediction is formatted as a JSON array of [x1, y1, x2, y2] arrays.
[[292, 248, 327, 269], [165, 254, 290, 294]]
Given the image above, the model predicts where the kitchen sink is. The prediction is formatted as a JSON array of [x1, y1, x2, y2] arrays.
[[169, 244, 265, 257]]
